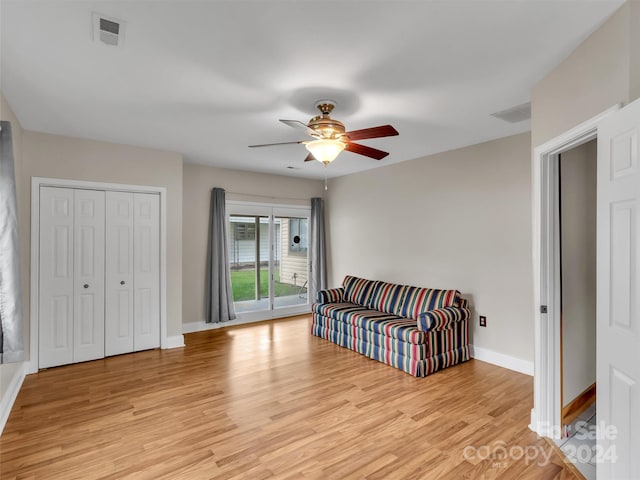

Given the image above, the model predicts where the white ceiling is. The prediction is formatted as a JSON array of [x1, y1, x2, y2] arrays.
[[0, 0, 624, 179]]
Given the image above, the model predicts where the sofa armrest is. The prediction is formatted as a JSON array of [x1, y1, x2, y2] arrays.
[[317, 287, 345, 304], [417, 307, 470, 332]]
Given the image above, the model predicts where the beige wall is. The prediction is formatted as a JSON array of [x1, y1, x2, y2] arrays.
[[326, 133, 534, 362], [21, 131, 184, 340], [532, 1, 640, 146], [560, 141, 597, 406], [182, 164, 324, 325], [0, 94, 27, 403]]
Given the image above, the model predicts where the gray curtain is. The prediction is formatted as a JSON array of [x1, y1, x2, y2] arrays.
[[205, 188, 236, 323], [0, 121, 25, 363], [309, 197, 327, 302]]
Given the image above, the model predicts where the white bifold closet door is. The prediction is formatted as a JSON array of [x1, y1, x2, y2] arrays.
[[105, 192, 160, 355], [105, 191, 135, 356], [132, 193, 160, 351], [39, 187, 105, 368], [39, 187, 160, 369]]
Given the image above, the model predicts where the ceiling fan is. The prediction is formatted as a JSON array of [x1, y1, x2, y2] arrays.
[[249, 100, 399, 165]]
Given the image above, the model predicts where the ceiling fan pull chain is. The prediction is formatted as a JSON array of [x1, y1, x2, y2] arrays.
[[324, 168, 328, 191]]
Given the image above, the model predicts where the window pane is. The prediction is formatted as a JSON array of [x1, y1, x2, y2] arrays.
[[228, 215, 269, 313], [289, 218, 308, 253], [275, 216, 308, 308]]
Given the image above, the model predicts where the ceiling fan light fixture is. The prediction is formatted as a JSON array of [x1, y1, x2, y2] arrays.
[[305, 139, 346, 165]]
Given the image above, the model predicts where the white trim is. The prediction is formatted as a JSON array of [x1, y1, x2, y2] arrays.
[[226, 199, 311, 319], [158, 189, 169, 349], [183, 318, 260, 333], [29, 180, 39, 374], [227, 200, 311, 211], [470, 344, 534, 376], [530, 105, 620, 439], [183, 307, 311, 334], [164, 335, 185, 349], [0, 362, 28, 436], [29, 177, 169, 373]]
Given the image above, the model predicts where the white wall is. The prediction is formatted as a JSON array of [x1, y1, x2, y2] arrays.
[[326, 132, 534, 362], [182, 163, 324, 325], [560, 141, 597, 406]]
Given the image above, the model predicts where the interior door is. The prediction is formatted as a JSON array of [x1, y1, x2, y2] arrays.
[[39, 187, 75, 368], [72, 189, 105, 363], [105, 191, 135, 356], [133, 193, 160, 350], [597, 98, 640, 479]]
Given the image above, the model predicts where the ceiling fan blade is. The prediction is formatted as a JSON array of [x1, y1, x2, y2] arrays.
[[344, 125, 399, 141], [344, 142, 389, 160], [280, 119, 319, 138], [249, 140, 305, 148], [304, 153, 315, 162]]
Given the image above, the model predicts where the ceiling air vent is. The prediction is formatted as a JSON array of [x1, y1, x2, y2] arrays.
[[93, 13, 125, 46], [490, 102, 531, 123]]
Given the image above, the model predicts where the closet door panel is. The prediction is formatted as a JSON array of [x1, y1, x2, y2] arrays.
[[105, 191, 135, 356], [133, 193, 160, 350], [39, 187, 75, 368], [72, 189, 105, 363]]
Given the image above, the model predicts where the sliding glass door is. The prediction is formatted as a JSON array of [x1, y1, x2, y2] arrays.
[[274, 214, 308, 309], [228, 214, 269, 313], [227, 202, 310, 320]]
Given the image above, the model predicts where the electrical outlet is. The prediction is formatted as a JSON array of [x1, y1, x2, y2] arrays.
[[479, 315, 487, 327]]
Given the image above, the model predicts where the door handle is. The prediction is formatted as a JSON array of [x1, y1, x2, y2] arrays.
[[84, 284, 89, 289], [120, 281, 125, 285]]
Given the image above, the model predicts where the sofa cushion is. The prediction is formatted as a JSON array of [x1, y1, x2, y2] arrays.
[[417, 306, 470, 332], [316, 287, 345, 304], [313, 302, 368, 318], [368, 281, 407, 315], [342, 275, 378, 306], [399, 287, 460, 320]]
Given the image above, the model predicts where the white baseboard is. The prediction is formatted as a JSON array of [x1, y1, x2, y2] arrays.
[[182, 320, 219, 333], [470, 344, 534, 376], [0, 362, 28, 436], [164, 335, 185, 349], [183, 309, 311, 334], [183, 317, 270, 333]]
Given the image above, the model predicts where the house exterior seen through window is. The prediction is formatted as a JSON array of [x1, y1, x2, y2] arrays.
[[226, 206, 310, 316], [288, 218, 308, 253]]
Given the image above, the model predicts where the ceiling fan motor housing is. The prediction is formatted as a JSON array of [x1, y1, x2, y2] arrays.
[[308, 116, 346, 139], [309, 100, 345, 139]]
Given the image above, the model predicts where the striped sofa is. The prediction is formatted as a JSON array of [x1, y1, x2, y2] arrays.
[[311, 275, 470, 377]]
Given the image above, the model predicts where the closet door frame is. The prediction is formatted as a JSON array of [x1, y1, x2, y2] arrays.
[[30, 177, 168, 374]]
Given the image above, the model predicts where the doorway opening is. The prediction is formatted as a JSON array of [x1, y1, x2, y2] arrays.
[[555, 140, 598, 480], [559, 140, 597, 426], [530, 105, 618, 442]]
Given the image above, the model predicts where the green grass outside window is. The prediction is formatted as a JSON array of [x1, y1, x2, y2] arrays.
[[230, 269, 306, 301]]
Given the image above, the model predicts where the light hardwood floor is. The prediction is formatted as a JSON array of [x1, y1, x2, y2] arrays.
[[1, 315, 580, 479]]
